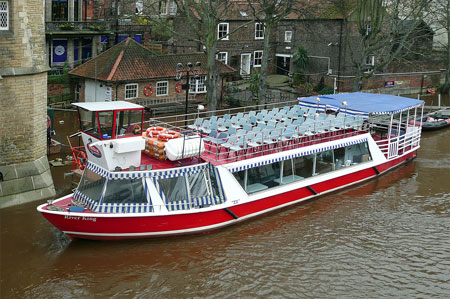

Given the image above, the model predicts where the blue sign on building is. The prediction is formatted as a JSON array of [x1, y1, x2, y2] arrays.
[[53, 39, 67, 64]]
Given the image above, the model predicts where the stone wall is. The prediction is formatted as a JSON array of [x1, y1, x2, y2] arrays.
[[0, 73, 48, 165], [0, 0, 55, 207], [0, 156, 55, 208]]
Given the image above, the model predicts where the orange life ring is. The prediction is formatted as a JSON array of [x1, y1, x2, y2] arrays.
[[427, 89, 435, 94], [146, 126, 167, 138], [175, 82, 183, 93], [77, 152, 87, 170], [133, 124, 141, 135], [144, 85, 153, 96], [158, 130, 181, 142]]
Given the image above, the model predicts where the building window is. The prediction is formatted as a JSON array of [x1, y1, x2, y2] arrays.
[[285, 31, 292, 43], [125, 84, 138, 100], [51, 0, 68, 21], [156, 81, 168, 96], [216, 52, 228, 64], [255, 23, 264, 40], [169, 1, 177, 15], [159, 0, 167, 15], [366, 55, 375, 66], [0, 1, 8, 31], [218, 23, 229, 40], [253, 51, 263, 67], [190, 76, 206, 93]]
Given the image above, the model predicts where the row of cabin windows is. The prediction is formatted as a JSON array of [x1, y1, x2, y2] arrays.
[[233, 142, 372, 194], [217, 22, 292, 43], [77, 168, 221, 205], [125, 77, 206, 100]]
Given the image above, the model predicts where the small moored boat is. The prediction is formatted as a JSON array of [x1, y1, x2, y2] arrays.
[[38, 93, 424, 241], [409, 109, 450, 131]]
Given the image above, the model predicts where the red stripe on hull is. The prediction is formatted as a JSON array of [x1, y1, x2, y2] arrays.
[[40, 152, 416, 240]]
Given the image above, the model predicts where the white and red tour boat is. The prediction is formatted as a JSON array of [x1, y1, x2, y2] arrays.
[[38, 93, 424, 241]]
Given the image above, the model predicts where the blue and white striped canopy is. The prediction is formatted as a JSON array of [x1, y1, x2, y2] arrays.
[[298, 93, 423, 116]]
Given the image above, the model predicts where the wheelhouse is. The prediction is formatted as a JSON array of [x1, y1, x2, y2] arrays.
[[74, 101, 145, 141]]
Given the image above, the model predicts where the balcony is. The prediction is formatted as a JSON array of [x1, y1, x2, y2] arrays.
[[45, 21, 113, 34]]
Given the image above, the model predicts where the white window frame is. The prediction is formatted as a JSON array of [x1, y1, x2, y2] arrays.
[[0, 1, 9, 31], [255, 23, 264, 40], [160, 0, 167, 15], [156, 81, 169, 96], [366, 55, 375, 66], [217, 23, 229, 40], [169, 1, 177, 15], [253, 50, 263, 67], [285, 31, 292, 43], [125, 83, 138, 100], [190, 75, 207, 94], [216, 52, 228, 65]]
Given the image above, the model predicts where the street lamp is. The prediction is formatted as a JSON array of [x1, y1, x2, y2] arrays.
[[341, 101, 348, 135], [176, 61, 202, 127]]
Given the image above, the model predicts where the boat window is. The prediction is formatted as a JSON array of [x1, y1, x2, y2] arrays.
[[77, 169, 106, 202], [280, 159, 302, 184], [247, 162, 281, 193], [158, 176, 189, 202], [102, 178, 147, 204], [345, 142, 372, 165], [79, 108, 100, 139], [233, 170, 246, 190], [115, 109, 143, 138], [188, 172, 208, 199], [98, 110, 114, 140], [334, 147, 346, 169], [293, 155, 314, 179], [208, 168, 221, 197], [315, 150, 334, 176]]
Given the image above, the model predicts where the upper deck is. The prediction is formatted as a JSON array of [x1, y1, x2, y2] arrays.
[[140, 93, 424, 170]]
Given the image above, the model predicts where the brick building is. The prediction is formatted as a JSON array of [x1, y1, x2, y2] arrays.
[[44, 0, 153, 69], [0, 0, 55, 207], [69, 38, 235, 107]]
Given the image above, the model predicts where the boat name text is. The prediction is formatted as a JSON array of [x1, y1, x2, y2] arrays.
[[64, 215, 97, 222]]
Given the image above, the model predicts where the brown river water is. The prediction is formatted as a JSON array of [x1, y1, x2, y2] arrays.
[[1, 106, 450, 298]]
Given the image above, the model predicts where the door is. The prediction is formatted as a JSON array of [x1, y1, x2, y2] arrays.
[[240, 53, 251, 76], [276, 56, 291, 76]]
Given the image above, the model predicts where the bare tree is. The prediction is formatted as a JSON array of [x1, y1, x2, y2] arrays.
[[427, 0, 449, 93], [244, 0, 296, 104], [327, 0, 434, 91], [147, 0, 253, 110]]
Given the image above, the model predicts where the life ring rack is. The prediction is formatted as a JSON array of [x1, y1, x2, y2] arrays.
[[175, 82, 183, 93], [144, 85, 153, 96]]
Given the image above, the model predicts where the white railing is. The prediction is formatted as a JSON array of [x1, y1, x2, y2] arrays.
[[375, 125, 421, 159]]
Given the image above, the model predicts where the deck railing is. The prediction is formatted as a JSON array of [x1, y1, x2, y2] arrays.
[[144, 102, 374, 165]]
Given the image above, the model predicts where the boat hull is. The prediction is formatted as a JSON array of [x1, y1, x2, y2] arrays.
[[39, 152, 416, 241]]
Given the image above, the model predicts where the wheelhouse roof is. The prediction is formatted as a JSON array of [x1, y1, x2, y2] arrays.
[[73, 101, 144, 112], [298, 93, 424, 116]]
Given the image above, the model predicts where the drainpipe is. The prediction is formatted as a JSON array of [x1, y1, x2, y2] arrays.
[[337, 19, 343, 93]]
